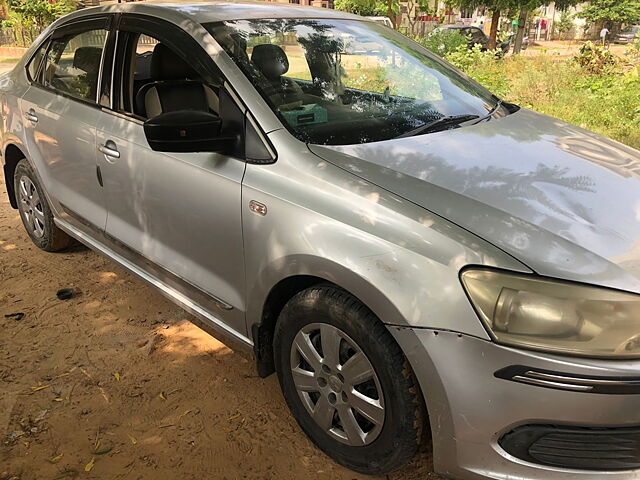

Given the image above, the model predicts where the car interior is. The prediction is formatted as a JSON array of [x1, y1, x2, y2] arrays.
[[127, 40, 220, 119], [44, 41, 104, 102]]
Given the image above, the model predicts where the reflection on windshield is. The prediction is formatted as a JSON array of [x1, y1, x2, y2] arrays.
[[205, 19, 505, 145]]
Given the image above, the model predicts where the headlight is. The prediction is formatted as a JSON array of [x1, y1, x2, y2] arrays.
[[461, 269, 640, 358]]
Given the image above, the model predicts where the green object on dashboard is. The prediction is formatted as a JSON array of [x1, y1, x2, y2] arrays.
[[280, 103, 328, 127]]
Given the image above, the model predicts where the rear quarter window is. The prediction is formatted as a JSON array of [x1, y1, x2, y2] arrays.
[[26, 42, 48, 82]]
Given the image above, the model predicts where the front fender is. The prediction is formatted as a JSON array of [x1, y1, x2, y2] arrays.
[[243, 130, 530, 337]]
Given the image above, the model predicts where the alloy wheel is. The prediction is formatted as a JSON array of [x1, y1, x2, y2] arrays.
[[18, 175, 45, 238], [289, 322, 385, 446]]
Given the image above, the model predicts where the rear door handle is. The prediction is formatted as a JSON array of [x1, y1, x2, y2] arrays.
[[25, 109, 38, 124], [98, 141, 120, 160]]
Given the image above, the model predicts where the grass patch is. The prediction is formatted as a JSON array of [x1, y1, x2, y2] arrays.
[[447, 48, 640, 149]]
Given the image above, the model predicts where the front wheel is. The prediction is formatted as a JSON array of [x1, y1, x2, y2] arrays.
[[274, 285, 423, 475]]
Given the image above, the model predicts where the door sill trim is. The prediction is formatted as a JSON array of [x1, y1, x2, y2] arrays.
[[54, 218, 253, 350]]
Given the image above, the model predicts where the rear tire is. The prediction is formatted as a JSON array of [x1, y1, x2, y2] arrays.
[[274, 285, 423, 475], [14, 159, 72, 252]]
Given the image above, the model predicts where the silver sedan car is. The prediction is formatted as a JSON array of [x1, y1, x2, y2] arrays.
[[2, 3, 640, 479]]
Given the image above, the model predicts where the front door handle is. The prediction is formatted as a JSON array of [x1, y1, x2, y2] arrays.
[[25, 109, 38, 124], [98, 141, 120, 160]]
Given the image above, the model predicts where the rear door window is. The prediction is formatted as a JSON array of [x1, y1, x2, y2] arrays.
[[43, 29, 107, 103]]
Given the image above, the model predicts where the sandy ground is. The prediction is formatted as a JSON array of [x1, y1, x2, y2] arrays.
[[523, 39, 630, 58], [0, 169, 438, 479]]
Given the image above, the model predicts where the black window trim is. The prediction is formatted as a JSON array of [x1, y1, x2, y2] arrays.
[[25, 38, 49, 84], [103, 13, 275, 163], [30, 14, 116, 110]]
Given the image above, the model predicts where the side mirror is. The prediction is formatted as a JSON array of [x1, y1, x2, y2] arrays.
[[143, 110, 237, 153]]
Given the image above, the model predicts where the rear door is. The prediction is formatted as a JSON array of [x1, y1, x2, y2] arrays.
[[20, 17, 113, 234]]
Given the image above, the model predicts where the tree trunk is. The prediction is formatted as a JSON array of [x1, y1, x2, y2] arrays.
[[513, 9, 528, 55], [488, 10, 500, 50], [388, 0, 396, 29]]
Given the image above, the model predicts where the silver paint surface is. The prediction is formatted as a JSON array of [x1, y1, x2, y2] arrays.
[[311, 108, 640, 293], [1, 4, 640, 480]]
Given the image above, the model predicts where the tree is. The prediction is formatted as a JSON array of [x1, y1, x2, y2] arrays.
[[512, 8, 528, 53], [578, 0, 640, 27], [2, 0, 74, 46], [555, 10, 574, 39], [452, 0, 581, 53], [6, 0, 74, 29], [450, 0, 516, 50], [334, 0, 400, 26]]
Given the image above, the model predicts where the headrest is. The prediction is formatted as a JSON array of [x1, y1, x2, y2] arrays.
[[73, 47, 102, 73], [151, 43, 197, 80], [251, 44, 289, 79]]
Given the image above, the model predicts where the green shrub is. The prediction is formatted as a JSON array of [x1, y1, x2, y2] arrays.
[[446, 46, 640, 150], [575, 41, 618, 74], [444, 44, 509, 96], [625, 33, 640, 64], [414, 29, 469, 57]]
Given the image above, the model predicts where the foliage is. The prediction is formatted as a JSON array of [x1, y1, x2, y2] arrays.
[[626, 32, 640, 64], [334, 0, 398, 17], [413, 29, 469, 57], [445, 44, 510, 96], [555, 10, 574, 39], [4, 0, 75, 30], [1, 0, 75, 46], [578, 0, 640, 26], [575, 41, 618, 74], [447, 49, 640, 149]]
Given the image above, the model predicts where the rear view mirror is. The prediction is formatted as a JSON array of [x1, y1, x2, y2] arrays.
[[143, 110, 237, 153]]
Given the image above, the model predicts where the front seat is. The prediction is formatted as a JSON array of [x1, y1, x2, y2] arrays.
[[251, 44, 304, 105], [135, 43, 219, 118]]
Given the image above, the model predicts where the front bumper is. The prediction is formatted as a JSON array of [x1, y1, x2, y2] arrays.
[[390, 327, 640, 480]]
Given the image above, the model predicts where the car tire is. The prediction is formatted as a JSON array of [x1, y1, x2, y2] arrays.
[[14, 159, 72, 252], [274, 285, 423, 475]]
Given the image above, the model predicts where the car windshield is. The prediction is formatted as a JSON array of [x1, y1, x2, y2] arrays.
[[204, 18, 506, 145]]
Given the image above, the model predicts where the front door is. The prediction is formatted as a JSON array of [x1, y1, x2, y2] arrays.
[[20, 19, 111, 233], [96, 18, 247, 338]]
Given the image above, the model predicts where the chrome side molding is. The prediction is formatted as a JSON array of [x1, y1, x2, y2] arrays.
[[495, 365, 640, 394], [54, 217, 253, 350]]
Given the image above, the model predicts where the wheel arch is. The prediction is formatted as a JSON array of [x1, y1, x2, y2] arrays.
[[3, 143, 28, 209], [249, 255, 407, 378]]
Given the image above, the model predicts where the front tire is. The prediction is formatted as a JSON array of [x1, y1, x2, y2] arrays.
[[14, 159, 71, 252], [274, 285, 423, 475]]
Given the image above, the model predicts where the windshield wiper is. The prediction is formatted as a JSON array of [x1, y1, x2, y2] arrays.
[[396, 113, 480, 139]]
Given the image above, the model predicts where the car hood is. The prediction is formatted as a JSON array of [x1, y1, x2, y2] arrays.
[[309, 108, 640, 293]]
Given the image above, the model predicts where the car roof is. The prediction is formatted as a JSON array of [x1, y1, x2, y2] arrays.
[[61, 1, 363, 25]]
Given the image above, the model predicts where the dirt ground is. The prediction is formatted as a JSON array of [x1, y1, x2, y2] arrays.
[[0, 168, 437, 479], [523, 39, 630, 58]]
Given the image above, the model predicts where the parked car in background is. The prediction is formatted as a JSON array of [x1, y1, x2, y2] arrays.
[[504, 31, 530, 51], [364, 16, 393, 28], [614, 25, 640, 44], [438, 24, 523, 53], [3, 3, 640, 480]]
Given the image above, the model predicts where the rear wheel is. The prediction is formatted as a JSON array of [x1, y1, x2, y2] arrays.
[[274, 285, 423, 474], [14, 159, 72, 252]]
